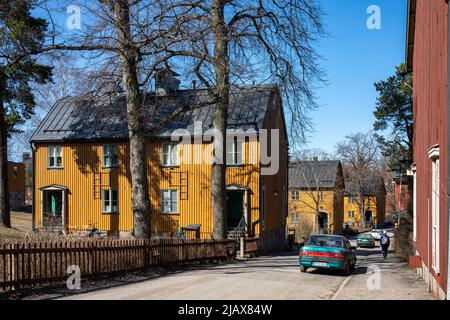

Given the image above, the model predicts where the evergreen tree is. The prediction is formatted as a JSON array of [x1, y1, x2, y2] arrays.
[[0, 0, 52, 227]]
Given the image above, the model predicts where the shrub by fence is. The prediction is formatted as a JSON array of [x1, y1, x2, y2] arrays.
[[0, 239, 235, 292]]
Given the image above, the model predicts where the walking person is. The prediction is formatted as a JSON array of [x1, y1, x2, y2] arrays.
[[380, 230, 390, 259]]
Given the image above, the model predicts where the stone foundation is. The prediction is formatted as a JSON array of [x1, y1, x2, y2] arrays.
[[416, 259, 446, 300]]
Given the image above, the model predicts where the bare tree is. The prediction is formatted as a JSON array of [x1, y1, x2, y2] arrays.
[[38, 0, 202, 238], [336, 132, 382, 226], [155, 0, 326, 239]]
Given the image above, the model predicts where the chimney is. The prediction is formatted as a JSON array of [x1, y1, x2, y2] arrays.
[[192, 80, 197, 90], [155, 67, 180, 95], [22, 152, 31, 162]]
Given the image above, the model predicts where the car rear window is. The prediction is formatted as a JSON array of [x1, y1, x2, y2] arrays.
[[358, 234, 372, 239], [307, 236, 344, 248]]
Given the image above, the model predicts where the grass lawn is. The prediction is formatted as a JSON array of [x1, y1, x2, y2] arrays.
[[0, 211, 32, 242]]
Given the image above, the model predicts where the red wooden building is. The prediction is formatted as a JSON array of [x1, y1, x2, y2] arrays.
[[406, 0, 449, 299], [385, 173, 410, 215]]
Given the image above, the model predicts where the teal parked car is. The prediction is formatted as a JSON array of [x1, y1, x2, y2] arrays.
[[299, 235, 357, 276], [356, 233, 376, 248]]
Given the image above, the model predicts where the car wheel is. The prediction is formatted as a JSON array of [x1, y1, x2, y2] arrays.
[[341, 263, 351, 276], [300, 265, 308, 273]]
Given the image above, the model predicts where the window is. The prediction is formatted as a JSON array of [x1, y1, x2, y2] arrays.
[[102, 190, 118, 213], [102, 145, 118, 167], [430, 148, 440, 272], [348, 211, 355, 218], [162, 143, 178, 166], [291, 212, 299, 224], [319, 192, 324, 202], [48, 145, 62, 168], [161, 190, 178, 214], [291, 191, 300, 201], [348, 197, 354, 204], [226, 137, 243, 165]]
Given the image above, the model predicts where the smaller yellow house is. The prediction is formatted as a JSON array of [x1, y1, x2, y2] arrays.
[[287, 160, 345, 241], [343, 176, 386, 231]]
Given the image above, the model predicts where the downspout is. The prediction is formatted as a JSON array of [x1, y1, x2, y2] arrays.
[[446, 0, 450, 300], [30, 142, 35, 232]]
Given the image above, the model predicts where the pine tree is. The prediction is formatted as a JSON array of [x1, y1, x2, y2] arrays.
[[0, 0, 52, 227]]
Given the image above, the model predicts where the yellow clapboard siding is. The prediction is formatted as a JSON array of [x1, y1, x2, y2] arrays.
[[33, 140, 264, 238]]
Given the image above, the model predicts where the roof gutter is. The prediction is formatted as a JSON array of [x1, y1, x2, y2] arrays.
[[446, 0, 450, 301]]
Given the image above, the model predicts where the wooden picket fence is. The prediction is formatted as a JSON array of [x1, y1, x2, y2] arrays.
[[0, 239, 235, 292]]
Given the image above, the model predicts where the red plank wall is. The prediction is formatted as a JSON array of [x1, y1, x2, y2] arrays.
[[413, 0, 448, 294]]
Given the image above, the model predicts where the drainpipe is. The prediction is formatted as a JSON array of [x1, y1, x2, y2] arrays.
[[447, 0, 450, 300], [30, 142, 35, 232]]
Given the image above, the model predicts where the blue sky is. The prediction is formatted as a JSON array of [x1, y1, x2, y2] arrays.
[[304, 0, 408, 153]]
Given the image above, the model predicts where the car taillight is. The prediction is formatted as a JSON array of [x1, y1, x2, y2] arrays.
[[299, 250, 308, 256]]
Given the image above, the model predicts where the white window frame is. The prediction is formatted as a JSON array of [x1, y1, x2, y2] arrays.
[[162, 143, 178, 166], [429, 146, 440, 273], [431, 158, 440, 272], [412, 165, 417, 241], [48, 145, 62, 168], [348, 211, 355, 219], [291, 212, 299, 224], [102, 189, 118, 214], [161, 190, 178, 214], [102, 144, 119, 168], [291, 190, 300, 201], [348, 196, 354, 204], [226, 137, 243, 165]]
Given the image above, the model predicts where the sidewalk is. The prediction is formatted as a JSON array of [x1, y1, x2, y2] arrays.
[[332, 249, 435, 300]]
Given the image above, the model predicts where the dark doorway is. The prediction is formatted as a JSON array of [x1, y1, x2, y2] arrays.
[[227, 191, 244, 228], [364, 210, 373, 222], [318, 211, 328, 230], [43, 190, 63, 228]]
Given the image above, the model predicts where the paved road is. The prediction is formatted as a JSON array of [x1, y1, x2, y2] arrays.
[[60, 240, 434, 300]]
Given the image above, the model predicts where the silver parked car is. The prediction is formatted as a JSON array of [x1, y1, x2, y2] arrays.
[[370, 229, 382, 240]]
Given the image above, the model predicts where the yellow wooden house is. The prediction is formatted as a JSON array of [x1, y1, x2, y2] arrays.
[[287, 161, 345, 241], [343, 176, 386, 230], [30, 83, 288, 250]]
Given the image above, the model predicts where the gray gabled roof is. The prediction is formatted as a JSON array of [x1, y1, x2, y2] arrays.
[[345, 176, 386, 196], [289, 160, 342, 189], [30, 85, 277, 142]]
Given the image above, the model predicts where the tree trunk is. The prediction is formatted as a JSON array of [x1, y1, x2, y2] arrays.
[[0, 97, 11, 228], [211, 0, 229, 240], [112, 0, 151, 239]]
